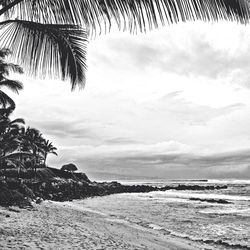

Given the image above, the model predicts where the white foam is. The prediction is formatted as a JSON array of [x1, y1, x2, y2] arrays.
[[148, 224, 164, 230], [199, 207, 250, 215], [148, 190, 250, 202]]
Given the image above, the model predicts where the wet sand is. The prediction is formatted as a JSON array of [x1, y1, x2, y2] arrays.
[[0, 200, 202, 250]]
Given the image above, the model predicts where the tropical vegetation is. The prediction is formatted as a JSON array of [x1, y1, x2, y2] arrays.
[[0, 49, 23, 116], [0, 49, 57, 179], [0, 1, 250, 89]]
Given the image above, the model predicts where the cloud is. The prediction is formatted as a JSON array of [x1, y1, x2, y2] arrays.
[[89, 22, 250, 84], [104, 137, 141, 145], [34, 120, 97, 139], [72, 147, 250, 179], [57, 140, 190, 159], [151, 92, 246, 125], [9, 22, 250, 180], [107, 148, 250, 169]]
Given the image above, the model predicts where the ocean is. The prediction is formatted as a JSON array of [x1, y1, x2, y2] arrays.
[[78, 179, 250, 250]]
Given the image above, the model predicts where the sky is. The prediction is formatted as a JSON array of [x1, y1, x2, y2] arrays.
[[7, 21, 250, 180]]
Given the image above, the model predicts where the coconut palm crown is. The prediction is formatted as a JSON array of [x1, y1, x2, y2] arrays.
[[0, 114, 27, 173], [40, 139, 57, 165], [0, 0, 249, 90]]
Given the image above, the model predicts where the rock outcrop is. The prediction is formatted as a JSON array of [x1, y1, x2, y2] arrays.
[[0, 167, 228, 207]]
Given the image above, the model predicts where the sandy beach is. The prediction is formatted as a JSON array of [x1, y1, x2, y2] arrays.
[[0, 199, 203, 250]]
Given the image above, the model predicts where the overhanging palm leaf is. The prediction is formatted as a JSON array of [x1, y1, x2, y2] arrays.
[[0, 79, 23, 93], [3, 0, 250, 28], [0, 48, 24, 74], [0, 63, 23, 76], [0, 20, 87, 89], [0, 0, 250, 88]]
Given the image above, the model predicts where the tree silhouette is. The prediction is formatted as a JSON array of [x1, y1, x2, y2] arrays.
[[61, 163, 78, 173], [20, 127, 44, 170], [0, 1, 249, 89], [0, 114, 27, 177], [41, 139, 57, 166], [0, 53, 58, 179], [0, 49, 23, 115]]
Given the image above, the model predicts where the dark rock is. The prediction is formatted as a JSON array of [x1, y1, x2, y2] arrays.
[[160, 184, 227, 191], [8, 207, 20, 213], [35, 197, 43, 204], [0, 181, 32, 207], [48, 167, 91, 182], [0, 170, 228, 208]]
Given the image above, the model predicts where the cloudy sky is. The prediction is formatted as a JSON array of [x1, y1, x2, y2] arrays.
[[8, 21, 250, 180]]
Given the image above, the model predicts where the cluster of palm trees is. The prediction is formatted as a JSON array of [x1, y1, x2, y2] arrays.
[[0, 49, 57, 178]]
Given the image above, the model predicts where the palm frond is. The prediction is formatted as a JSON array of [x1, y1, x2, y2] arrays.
[[0, 137, 20, 153], [1, 0, 250, 34], [0, 20, 87, 89], [1, 151, 32, 160], [0, 107, 14, 117], [0, 79, 23, 93], [0, 48, 11, 58], [0, 0, 249, 89], [0, 62, 24, 76], [10, 118, 25, 125], [0, 89, 15, 109], [4, 158, 26, 169], [3, 63, 24, 74]]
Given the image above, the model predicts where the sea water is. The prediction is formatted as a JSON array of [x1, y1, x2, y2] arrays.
[[78, 179, 250, 250]]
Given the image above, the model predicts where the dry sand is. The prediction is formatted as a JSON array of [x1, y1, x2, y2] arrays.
[[0, 200, 203, 250]]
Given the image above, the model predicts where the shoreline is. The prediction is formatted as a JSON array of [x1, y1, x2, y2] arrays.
[[0, 199, 203, 250], [0, 167, 228, 208]]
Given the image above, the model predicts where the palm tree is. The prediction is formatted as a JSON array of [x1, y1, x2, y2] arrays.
[[20, 127, 46, 171], [0, 114, 27, 178], [0, 49, 23, 115], [41, 139, 57, 166], [0, 1, 249, 89]]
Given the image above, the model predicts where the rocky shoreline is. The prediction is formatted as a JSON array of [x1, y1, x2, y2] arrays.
[[0, 167, 228, 207]]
